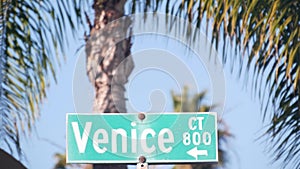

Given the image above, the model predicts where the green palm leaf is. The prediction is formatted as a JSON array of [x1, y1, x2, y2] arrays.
[[0, 0, 84, 157], [140, 1, 299, 168]]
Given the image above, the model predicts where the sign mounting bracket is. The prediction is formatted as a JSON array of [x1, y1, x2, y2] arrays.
[[136, 156, 148, 169]]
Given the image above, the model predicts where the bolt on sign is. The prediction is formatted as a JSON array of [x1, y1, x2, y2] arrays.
[[66, 112, 218, 164]]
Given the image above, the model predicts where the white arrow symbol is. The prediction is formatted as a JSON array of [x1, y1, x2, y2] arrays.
[[187, 147, 208, 160]]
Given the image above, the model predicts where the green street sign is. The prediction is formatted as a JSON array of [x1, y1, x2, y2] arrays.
[[66, 113, 218, 164]]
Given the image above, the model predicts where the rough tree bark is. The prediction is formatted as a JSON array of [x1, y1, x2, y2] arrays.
[[86, 0, 133, 169]]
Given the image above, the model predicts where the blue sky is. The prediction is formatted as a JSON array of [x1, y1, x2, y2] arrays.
[[21, 14, 281, 169]]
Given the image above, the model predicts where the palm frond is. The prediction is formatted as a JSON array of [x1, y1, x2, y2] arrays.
[[139, 0, 300, 168], [0, 0, 85, 157]]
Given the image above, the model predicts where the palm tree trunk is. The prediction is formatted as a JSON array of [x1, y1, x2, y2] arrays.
[[86, 0, 133, 169]]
